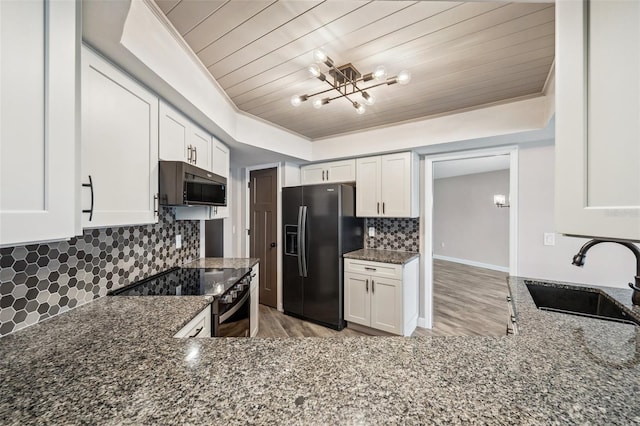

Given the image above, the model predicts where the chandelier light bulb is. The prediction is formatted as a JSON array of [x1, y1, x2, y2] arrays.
[[362, 92, 375, 106], [397, 70, 412, 85], [373, 65, 387, 81], [313, 49, 328, 63], [354, 102, 366, 114], [308, 64, 321, 78], [290, 95, 302, 107], [313, 98, 323, 109]]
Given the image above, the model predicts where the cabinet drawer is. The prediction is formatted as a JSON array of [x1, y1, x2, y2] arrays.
[[173, 305, 211, 338], [344, 259, 402, 279]]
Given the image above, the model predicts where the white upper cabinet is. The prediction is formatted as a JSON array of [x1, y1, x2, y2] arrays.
[[81, 46, 159, 228], [300, 159, 356, 185], [211, 137, 229, 178], [556, 0, 640, 241], [356, 152, 418, 218], [159, 101, 211, 171], [0, 0, 79, 246]]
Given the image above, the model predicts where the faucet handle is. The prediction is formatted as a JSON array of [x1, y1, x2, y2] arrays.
[[629, 282, 640, 292]]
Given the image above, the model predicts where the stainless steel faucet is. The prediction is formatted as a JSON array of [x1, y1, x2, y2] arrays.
[[572, 239, 640, 305]]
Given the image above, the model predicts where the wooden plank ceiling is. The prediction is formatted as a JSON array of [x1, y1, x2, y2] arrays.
[[154, 1, 555, 140]]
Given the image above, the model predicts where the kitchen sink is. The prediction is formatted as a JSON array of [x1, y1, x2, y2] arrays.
[[525, 281, 640, 326]]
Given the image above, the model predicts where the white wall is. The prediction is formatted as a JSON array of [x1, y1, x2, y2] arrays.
[[433, 170, 510, 269], [518, 143, 639, 288]]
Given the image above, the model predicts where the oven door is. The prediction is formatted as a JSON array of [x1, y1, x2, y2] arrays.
[[214, 289, 250, 337]]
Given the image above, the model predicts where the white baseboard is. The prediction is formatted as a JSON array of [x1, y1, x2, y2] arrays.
[[433, 255, 509, 273], [417, 317, 428, 329]]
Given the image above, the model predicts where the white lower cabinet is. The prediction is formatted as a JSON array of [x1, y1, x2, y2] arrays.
[[173, 305, 212, 338], [344, 258, 418, 336], [250, 263, 260, 337], [81, 46, 159, 228]]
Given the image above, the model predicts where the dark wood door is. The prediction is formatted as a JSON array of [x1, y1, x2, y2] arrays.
[[250, 168, 278, 308]]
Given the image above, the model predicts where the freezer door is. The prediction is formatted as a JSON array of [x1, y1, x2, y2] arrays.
[[282, 187, 303, 316], [302, 184, 343, 327]]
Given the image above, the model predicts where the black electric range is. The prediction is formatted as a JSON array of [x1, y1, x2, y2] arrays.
[[108, 267, 252, 297], [108, 266, 255, 337]]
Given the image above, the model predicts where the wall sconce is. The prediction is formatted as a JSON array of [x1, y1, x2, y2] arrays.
[[494, 194, 510, 208]]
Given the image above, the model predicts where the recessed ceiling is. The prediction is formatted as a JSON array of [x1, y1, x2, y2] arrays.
[[154, 1, 555, 140]]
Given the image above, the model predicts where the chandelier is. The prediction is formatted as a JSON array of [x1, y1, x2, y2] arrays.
[[290, 49, 411, 114]]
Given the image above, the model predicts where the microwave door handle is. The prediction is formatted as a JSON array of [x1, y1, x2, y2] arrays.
[[297, 206, 304, 277], [301, 206, 308, 277]]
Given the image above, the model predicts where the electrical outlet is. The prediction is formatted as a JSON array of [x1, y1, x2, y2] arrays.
[[543, 233, 555, 246], [176, 234, 182, 249], [368, 227, 375, 237]]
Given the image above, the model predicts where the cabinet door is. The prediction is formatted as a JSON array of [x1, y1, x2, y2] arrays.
[[300, 164, 325, 185], [556, 0, 640, 240], [344, 272, 370, 326], [356, 156, 381, 217], [159, 101, 189, 162], [325, 159, 356, 183], [211, 138, 229, 178], [0, 0, 79, 246], [370, 276, 402, 335], [190, 126, 211, 171], [81, 47, 159, 228], [380, 152, 413, 218]]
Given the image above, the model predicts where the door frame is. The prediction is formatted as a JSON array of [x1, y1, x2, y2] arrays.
[[421, 146, 518, 329], [245, 163, 283, 311]]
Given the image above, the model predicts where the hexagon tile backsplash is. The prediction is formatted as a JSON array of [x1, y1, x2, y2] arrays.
[[365, 218, 420, 252], [0, 208, 199, 337]]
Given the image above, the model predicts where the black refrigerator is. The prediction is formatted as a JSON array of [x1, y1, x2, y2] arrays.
[[282, 184, 364, 330]]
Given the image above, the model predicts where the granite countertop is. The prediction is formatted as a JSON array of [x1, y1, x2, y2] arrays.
[[1, 275, 640, 423], [343, 248, 419, 264], [182, 257, 260, 269]]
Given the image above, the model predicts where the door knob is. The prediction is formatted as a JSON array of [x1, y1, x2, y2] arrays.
[[270, 242, 276, 248]]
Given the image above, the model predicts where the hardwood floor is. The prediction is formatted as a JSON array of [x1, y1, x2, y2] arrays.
[[256, 259, 509, 338]]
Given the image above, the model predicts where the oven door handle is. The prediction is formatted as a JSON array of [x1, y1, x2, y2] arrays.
[[218, 291, 249, 323]]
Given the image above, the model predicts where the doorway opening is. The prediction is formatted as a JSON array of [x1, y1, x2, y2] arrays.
[[423, 147, 518, 335]]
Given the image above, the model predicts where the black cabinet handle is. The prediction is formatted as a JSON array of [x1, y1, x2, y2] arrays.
[[377, 202, 380, 214], [382, 202, 385, 214], [188, 326, 203, 338], [326, 169, 329, 180], [154, 193, 159, 217], [82, 175, 94, 221], [366, 279, 368, 293], [194, 146, 198, 164], [364, 267, 377, 272], [322, 170, 325, 181], [372, 280, 375, 294], [187, 145, 192, 163]]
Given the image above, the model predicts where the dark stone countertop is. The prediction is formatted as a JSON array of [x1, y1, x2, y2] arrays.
[[343, 249, 419, 265], [1, 274, 640, 424]]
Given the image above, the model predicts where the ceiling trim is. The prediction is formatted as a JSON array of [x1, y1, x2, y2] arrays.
[[142, 0, 238, 113]]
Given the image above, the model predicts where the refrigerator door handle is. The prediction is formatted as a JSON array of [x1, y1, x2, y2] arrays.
[[297, 206, 304, 277], [301, 206, 308, 277]]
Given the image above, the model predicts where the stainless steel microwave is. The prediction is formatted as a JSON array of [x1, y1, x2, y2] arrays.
[[159, 161, 227, 207]]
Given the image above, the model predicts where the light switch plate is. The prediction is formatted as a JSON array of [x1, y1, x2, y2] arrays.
[[543, 233, 555, 246], [368, 227, 375, 237], [176, 234, 182, 249]]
